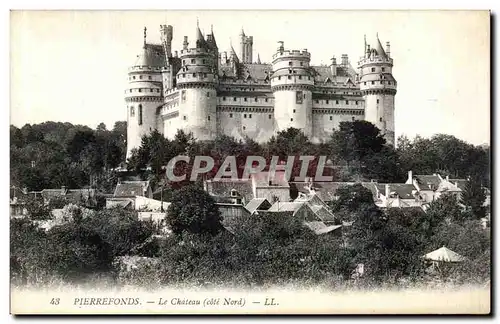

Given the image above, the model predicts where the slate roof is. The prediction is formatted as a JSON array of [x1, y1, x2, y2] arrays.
[[304, 221, 342, 235], [114, 181, 150, 197], [268, 201, 303, 212], [449, 178, 468, 191], [205, 180, 254, 203], [293, 181, 356, 202], [240, 63, 272, 80], [134, 43, 166, 67], [245, 198, 272, 214], [40, 188, 96, 203], [413, 175, 441, 190]]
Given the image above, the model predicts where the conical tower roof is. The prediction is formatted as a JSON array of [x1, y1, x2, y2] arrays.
[[374, 34, 388, 59]]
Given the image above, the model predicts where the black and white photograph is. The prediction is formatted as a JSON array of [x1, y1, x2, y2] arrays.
[[8, 9, 491, 315]]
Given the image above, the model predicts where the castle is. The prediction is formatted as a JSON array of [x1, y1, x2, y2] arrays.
[[125, 22, 397, 158]]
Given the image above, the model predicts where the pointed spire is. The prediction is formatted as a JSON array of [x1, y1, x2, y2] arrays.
[[195, 20, 207, 49], [257, 53, 261, 64], [240, 27, 245, 36], [375, 33, 388, 59]]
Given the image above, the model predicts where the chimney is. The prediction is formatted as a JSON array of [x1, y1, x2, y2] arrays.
[[330, 56, 337, 76], [386, 41, 391, 58], [385, 184, 390, 198], [341, 54, 349, 67], [183, 36, 188, 50], [408, 170, 413, 183]]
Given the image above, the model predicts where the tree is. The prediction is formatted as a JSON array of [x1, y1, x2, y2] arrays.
[[166, 184, 223, 235], [460, 176, 486, 219], [329, 184, 374, 215]]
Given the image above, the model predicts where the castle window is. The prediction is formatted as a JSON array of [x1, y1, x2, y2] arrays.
[[150, 89, 153, 92], [265, 98, 268, 102], [244, 114, 247, 118], [364, 82, 366, 85], [181, 90, 186, 102], [300, 62, 304, 66], [182, 60, 185, 65], [289, 61, 292, 66], [207, 92, 210, 97], [223, 97, 226, 101], [278, 76, 281, 80], [381, 81, 384, 84], [191, 59, 195, 64], [293, 109, 296, 113], [139, 75, 143, 79], [288, 76, 291, 80], [184, 116, 187, 121], [336, 100, 339, 104], [355, 101, 359, 105], [296, 91, 303, 104], [183, 73, 186, 78], [371, 68, 375, 72], [299, 76, 302, 80], [329, 116, 332, 121], [233, 97, 237, 101], [290, 118, 293, 122], [244, 97, 247, 102], [208, 116, 211, 121], [379, 117, 383, 122], [130, 106, 135, 117], [269, 114, 272, 119], [230, 113, 233, 118], [382, 67, 385, 72], [315, 100, 319, 104], [352, 117, 355, 121], [255, 97, 258, 102], [148, 76, 152, 80], [308, 76, 311, 80], [193, 73, 197, 77], [243, 126, 246, 130], [202, 59, 206, 64], [138, 89, 142, 92], [326, 100, 329, 104], [249, 114, 252, 118], [377, 99, 380, 104], [133, 76, 136, 80], [138, 105, 143, 125], [388, 82, 392, 85], [346, 100, 349, 104], [372, 81, 375, 85]]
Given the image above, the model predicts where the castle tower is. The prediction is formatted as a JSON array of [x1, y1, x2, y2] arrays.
[[358, 34, 397, 146], [270, 42, 314, 137], [175, 24, 217, 140], [125, 27, 165, 159]]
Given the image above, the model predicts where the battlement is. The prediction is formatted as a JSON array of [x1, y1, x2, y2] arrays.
[[128, 66, 164, 72], [179, 48, 211, 56], [272, 49, 311, 61], [358, 56, 393, 66]]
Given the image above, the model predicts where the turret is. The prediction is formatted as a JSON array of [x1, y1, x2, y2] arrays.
[[329, 56, 337, 76], [174, 24, 218, 141], [125, 27, 165, 159], [358, 34, 397, 146], [270, 42, 314, 137], [239, 28, 253, 63]]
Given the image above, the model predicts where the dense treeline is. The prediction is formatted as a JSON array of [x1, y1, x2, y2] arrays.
[[10, 120, 490, 289], [10, 121, 126, 192]]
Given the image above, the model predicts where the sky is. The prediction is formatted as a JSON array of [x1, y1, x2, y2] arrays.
[[10, 10, 490, 145]]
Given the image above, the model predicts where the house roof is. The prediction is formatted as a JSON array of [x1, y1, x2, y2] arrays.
[[205, 180, 254, 202], [304, 221, 342, 235], [268, 201, 303, 212], [245, 198, 271, 214], [40, 188, 95, 202], [449, 178, 468, 191], [423, 246, 465, 262], [114, 181, 149, 197], [293, 181, 356, 202], [413, 175, 441, 190]]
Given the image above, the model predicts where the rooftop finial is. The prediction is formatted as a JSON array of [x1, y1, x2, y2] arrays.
[[197, 17, 199, 28], [211, 24, 213, 33], [143, 26, 147, 46]]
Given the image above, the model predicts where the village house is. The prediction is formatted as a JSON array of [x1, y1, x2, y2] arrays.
[[405, 171, 462, 203]]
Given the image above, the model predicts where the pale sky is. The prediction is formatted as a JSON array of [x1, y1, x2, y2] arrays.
[[10, 10, 490, 145]]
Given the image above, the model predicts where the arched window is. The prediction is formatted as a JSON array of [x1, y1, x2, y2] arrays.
[[138, 104, 143, 125]]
